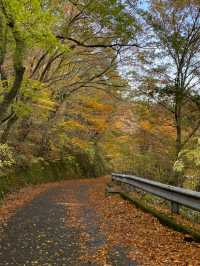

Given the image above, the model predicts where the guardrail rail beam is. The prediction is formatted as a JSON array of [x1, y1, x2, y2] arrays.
[[112, 173, 200, 214]]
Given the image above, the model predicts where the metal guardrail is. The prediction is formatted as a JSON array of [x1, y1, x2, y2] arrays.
[[112, 173, 200, 214]]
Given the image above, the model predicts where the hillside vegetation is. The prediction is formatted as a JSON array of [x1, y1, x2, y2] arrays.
[[0, 0, 200, 196]]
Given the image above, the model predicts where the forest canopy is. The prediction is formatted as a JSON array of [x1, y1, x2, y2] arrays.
[[0, 0, 200, 195]]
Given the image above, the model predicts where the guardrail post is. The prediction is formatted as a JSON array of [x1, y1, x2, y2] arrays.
[[171, 202, 180, 214]]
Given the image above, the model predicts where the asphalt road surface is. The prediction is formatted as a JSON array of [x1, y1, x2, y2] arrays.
[[0, 180, 137, 266]]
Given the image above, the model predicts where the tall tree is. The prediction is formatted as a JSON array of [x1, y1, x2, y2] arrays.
[[128, 0, 200, 184]]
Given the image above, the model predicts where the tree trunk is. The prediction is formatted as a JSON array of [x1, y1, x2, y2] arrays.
[[0, 66, 25, 123], [174, 90, 184, 186], [175, 101, 182, 157], [1, 114, 18, 143], [0, 8, 7, 85], [0, 7, 25, 123]]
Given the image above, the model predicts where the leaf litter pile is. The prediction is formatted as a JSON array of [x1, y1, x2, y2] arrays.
[[83, 177, 200, 265], [0, 177, 200, 265]]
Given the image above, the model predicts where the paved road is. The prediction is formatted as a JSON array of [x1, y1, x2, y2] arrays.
[[0, 180, 137, 266]]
